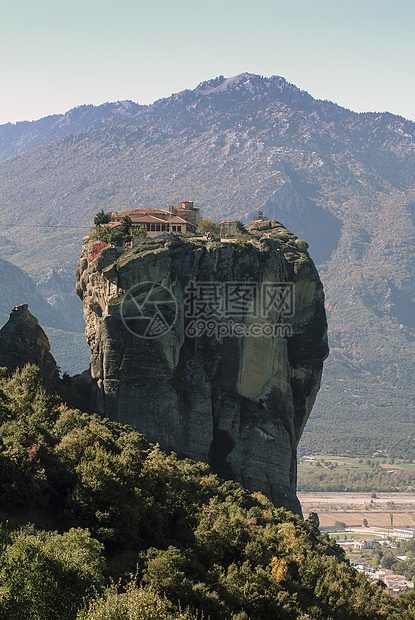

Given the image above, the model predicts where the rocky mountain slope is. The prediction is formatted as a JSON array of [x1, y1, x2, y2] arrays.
[[0, 100, 143, 163], [0, 257, 59, 327], [76, 223, 328, 512], [0, 72, 414, 455]]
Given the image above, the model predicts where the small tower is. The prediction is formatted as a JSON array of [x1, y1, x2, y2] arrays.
[[253, 210, 268, 222], [174, 199, 201, 228]]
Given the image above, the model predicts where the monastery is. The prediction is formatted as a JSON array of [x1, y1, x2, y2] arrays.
[[110, 200, 201, 237]]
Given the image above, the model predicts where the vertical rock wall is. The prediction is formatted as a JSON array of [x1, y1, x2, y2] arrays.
[[76, 223, 328, 513]]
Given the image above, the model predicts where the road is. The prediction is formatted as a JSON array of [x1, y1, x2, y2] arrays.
[[298, 492, 415, 507]]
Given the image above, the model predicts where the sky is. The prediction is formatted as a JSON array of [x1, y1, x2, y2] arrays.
[[0, 0, 414, 126]]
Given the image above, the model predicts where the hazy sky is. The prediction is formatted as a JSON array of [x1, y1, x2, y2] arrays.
[[1, 0, 414, 125]]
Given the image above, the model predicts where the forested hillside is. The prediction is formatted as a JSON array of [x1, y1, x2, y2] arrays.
[[1, 364, 415, 619]]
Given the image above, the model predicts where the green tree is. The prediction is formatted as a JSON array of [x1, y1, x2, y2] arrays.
[[93, 210, 111, 226], [307, 511, 320, 532], [197, 219, 220, 236], [91, 225, 111, 242], [382, 553, 396, 570], [78, 582, 198, 620], [131, 224, 147, 238], [0, 526, 105, 620], [107, 229, 125, 246], [120, 215, 133, 236], [372, 552, 382, 568], [92, 225, 125, 246]]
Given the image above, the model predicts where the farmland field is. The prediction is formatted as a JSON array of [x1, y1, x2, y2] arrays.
[[298, 491, 415, 529]]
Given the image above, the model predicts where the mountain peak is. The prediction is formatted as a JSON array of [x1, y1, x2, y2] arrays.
[[195, 72, 259, 94], [190, 72, 313, 109]]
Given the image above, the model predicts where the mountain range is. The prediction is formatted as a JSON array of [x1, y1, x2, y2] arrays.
[[0, 72, 414, 457]]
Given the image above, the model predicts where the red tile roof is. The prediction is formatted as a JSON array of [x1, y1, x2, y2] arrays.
[[102, 221, 121, 228], [112, 208, 171, 218], [111, 207, 188, 223], [112, 208, 192, 225]]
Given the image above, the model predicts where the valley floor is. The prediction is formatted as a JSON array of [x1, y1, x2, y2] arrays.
[[298, 492, 415, 529]]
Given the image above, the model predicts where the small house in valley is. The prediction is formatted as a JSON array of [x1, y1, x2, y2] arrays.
[[353, 539, 375, 549]]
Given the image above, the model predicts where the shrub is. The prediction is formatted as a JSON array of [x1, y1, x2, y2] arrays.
[[131, 225, 147, 238], [294, 238, 309, 252], [78, 582, 198, 620], [233, 239, 251, 255], [0, 526, 105, 620], [89, 242, 108, 263], [197, 219, 220, 236]]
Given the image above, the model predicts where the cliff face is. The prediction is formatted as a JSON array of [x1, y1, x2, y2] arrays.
[[0, 304, 59, 387], [76, 222, 328, 513]]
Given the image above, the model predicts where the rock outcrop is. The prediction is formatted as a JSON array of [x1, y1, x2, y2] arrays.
[[0, 304, 59, 387], [245, 180, 342, 264], [76, 222, 328, 513]]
